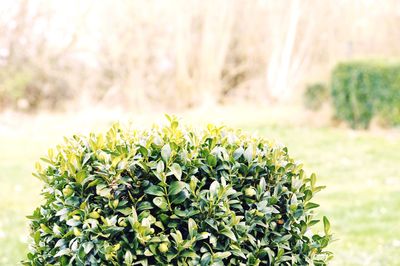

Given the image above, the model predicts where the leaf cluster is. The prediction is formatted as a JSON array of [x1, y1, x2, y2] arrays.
[[25, 116, 332, 265]]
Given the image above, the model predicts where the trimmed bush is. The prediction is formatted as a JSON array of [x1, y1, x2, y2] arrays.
[[331, 60, 400, 128], [303, 83, 329, 111], [25, 117, 332, 265]]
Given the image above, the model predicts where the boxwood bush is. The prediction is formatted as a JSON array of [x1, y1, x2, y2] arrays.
[[331, 60, 400, 128], [25, 116, 332, 265]]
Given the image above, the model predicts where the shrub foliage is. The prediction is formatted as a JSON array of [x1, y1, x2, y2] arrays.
[[303, 83, 329, 111], [331, 60, 400, 128], [25, 117, 332, 265]]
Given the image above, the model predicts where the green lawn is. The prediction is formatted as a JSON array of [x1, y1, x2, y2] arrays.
[[0, 112, 399, 265]]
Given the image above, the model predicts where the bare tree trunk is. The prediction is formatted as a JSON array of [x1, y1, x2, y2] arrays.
[[196, 0, 235, 107], [266, 0, 301, 100]]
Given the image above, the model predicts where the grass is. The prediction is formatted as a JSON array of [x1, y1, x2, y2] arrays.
[[0, 109, 399, 265]]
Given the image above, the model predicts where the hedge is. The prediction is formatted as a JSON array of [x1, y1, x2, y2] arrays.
[[331, 60, 400, 128]]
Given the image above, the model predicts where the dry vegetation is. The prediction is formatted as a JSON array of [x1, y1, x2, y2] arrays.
[[1, 0, 400, 111], [0, 0, 398, 111]]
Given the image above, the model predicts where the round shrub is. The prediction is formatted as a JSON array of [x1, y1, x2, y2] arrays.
[[25, 117, 332, 265]]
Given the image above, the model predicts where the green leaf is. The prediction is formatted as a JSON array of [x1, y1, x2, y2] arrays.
[[33, 230, 41, 245], [156, 160, 165, 173], [310, 173, 316, 188], [290, 194, 298, 205], [209, 181, 220, 197], [161, 144, 171, 162], [144, 249, 153, 256], [196, 232, 210, 241], [144, 185, 165, 196], [314, 185, 326, 193], [171, 119, 179, 130], [230, 248, 246, 259], [244, 145, 253, 162], [189, 176, 198, 194], [130, 207, 138, 223], [168, 181, 185, 196], [96, 184, 112, 198], [200, 253, 211, 266], [188, 218, 198, 239], [259, 177, 266, 192], [323, 216, 330, 234], [153, 197, 168, 210], [171, 190, 189, 205], [82, 153, 91, 166], [34, 162, 42, 173], [75, 170, 87, 184], [138, 145, 148, 157], [213, 251, 231, 260], [308, 219, 320, 226], [170, 163, 182, 180], [66, 219, 81, 227], [171, 230, 183, 244], [263, 247, 275, 263], [82, 242, 94, 254], [277, 248, 284, 260], [54, 248, 72, 257], [181, 250, 197, 259], [220, 227, 237, 242], [207, 154, 217, 167], [124, 250, 134, 265], [304, 202, 320, 210], [137, 201, 154, 211], [233, 147, 244, 160], [278, 234, 292, 242]]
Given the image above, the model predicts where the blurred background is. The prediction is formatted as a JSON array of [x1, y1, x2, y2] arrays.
[[0, 0, 399, 265]]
